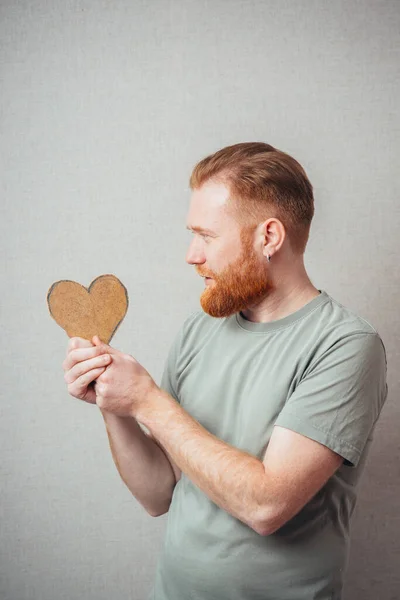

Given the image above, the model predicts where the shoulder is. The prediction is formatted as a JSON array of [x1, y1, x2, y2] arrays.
[[173, 309, 226, 363], [322, 293, 380, 334], [312, 290, 377, 335], [182, 309, 218, 336], [310, 292, 386, 359]]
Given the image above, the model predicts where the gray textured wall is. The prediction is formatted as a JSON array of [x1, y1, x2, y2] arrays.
[[1, 1, 399, 599]]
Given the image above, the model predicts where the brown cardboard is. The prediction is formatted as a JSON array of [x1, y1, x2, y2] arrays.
[[47, 274, 129, 343]]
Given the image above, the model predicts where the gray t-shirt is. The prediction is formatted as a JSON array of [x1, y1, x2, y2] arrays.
[[149, 290, 388, 600]]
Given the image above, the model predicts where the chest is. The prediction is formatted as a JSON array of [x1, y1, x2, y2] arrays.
[[176, 330, 305, 459]]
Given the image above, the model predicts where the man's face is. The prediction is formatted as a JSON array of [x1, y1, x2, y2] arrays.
[[185, 180, 272, 318]]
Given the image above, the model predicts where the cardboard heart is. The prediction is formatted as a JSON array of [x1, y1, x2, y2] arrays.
[[47, 274, 129, 343]]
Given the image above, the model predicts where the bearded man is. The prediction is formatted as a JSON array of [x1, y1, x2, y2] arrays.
[[62, 142, 388, 600]]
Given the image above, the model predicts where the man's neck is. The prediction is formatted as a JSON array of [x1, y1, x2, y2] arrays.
[[240, 283, 321, 324]]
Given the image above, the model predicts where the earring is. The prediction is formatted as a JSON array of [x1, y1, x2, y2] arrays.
[[267, 254, 271, 262]]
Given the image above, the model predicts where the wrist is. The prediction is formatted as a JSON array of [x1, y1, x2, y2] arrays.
[[100, 407, 129, 421], [134, 385, 169, 428]]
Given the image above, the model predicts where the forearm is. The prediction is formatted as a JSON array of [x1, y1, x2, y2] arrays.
[[100, 409, 176, 516], [136, 389, 269, 533]]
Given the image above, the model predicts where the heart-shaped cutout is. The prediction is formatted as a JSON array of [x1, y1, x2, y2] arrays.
[[47, 274, 129, 343]]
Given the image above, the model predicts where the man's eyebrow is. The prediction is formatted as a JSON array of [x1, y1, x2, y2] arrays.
[[186, 226, 216, 235]]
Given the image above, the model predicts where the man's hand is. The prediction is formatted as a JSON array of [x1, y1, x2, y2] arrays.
[[88, 336, 158, 418], [62, 337, 112, 404]]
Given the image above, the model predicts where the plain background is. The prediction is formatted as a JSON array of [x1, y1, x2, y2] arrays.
[[1, 1, 399, 599]]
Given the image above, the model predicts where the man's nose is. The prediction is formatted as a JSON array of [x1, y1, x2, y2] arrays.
[[185, 237, 206, 265]]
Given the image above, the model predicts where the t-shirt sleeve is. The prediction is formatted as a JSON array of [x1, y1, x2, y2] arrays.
[[159, 311, 198, 403], [274, 331, 388, 467], [160, 332, 181, 403]]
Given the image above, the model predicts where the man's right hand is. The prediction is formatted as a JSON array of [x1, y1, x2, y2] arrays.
[[62, 337, 112, 405]]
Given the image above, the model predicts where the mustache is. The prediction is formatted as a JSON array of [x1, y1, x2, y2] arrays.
[[196, 270, 213, 278]]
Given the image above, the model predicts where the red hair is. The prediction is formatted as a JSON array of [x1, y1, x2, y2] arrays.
[[189, 142, 314, 255]]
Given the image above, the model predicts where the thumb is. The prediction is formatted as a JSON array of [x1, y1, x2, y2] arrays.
[[92, 335, 117, 355]]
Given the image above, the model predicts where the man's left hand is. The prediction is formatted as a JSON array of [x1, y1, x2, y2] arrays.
[[91, 335, 158, 418]]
